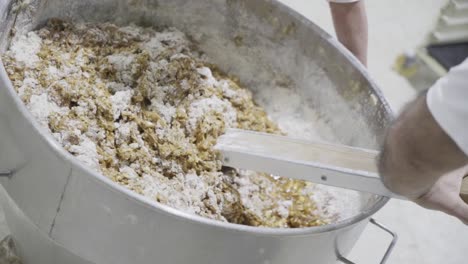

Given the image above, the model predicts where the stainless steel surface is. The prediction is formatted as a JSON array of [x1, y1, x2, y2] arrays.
[[0, 0, 394, 263], [216, 129, 406, 199], [337, 219, 398, 264], [0, 170, 12, 178]]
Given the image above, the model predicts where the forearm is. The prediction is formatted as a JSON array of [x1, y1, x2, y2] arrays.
[[378, 93, 468, 198], [329, 1, 368, 66]]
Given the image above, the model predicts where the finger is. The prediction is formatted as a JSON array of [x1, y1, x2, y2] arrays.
[[448, 198, 468, 225], [445, 166, 468, 181]]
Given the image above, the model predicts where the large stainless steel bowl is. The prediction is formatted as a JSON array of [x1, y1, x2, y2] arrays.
[[0, 0, 395, 263]]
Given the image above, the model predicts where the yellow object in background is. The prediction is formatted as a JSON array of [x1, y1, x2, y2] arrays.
[[393, 53, 419, 78]]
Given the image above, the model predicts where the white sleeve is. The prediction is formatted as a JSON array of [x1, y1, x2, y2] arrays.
[[427, 59, 468, 155]]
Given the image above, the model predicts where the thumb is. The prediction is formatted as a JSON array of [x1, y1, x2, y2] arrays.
[[449, 198, 468, 225]]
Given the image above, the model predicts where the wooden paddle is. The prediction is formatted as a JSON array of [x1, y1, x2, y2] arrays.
[[215, 129, 468, 200]]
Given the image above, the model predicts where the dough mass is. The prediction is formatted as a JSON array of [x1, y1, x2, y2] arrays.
[[3, 19, 330, 227]]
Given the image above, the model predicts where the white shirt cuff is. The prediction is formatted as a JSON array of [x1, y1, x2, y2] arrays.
[[427, 59, 468, 156]]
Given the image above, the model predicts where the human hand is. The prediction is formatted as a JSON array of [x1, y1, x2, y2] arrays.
[[413, 165, 468, 225], [329, 1, 368, 67]]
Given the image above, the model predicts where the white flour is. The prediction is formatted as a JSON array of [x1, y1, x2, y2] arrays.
[[27, 93, 64, 128], [110, 90, 134, 121], [68, 135, 102, 172], [3, 20, 365, 227], [188, 96, 237, 133], [8, 32, 42, 68]]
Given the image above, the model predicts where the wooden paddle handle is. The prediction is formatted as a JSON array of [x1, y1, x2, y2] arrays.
[[461, 176, 468, 203], [217, 129, 468, 200]]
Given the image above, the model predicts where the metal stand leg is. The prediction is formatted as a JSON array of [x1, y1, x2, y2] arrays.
[[337, 218, 398, 264]]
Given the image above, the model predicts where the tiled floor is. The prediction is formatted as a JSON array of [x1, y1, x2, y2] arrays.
[[278, 0, 468, 263]]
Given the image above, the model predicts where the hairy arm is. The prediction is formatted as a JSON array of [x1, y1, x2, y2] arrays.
[[329, 1, 368, 66], [379, 92, 467, 197], [379, 92, 468, 223]]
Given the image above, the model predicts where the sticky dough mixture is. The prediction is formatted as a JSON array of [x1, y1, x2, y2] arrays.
[[3, 19, 356, 228]]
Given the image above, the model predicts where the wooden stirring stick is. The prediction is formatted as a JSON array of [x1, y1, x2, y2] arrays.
[[215, 129, 468, 200]]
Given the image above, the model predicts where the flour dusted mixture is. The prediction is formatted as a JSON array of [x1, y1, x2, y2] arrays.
[[2, 19, 362, 228]]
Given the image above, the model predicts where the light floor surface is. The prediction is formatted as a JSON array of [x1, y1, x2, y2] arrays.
[[1, 1, 467, 264]]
